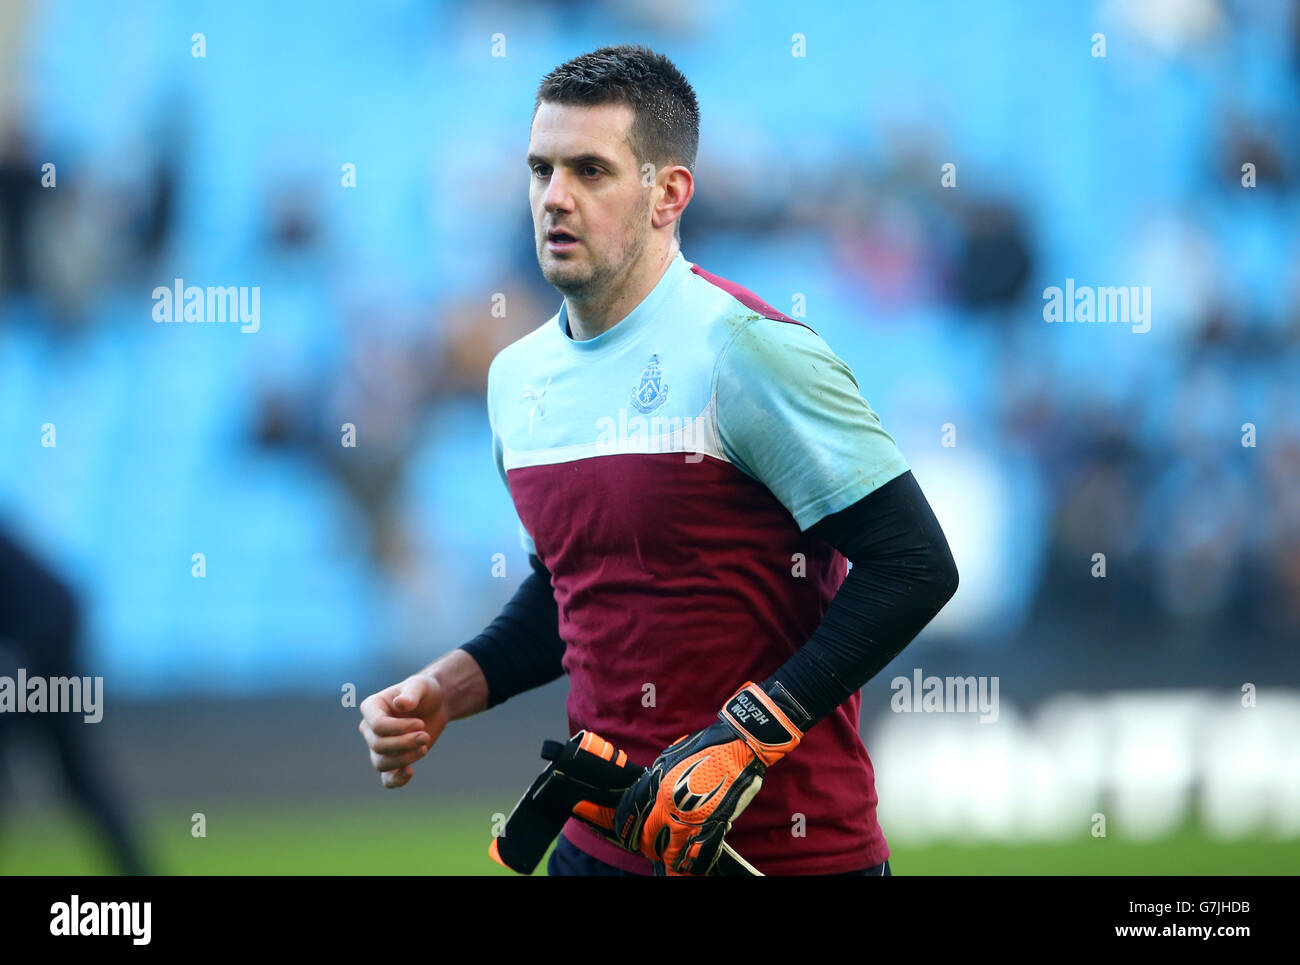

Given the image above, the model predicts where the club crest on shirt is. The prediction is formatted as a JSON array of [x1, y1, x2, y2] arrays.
[[630, 354, 669, 414]]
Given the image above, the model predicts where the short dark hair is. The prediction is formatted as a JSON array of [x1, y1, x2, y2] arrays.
[[534, 45, 700, 174]]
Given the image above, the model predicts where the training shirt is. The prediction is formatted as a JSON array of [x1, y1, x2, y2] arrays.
[[486, 250, 909, 874]]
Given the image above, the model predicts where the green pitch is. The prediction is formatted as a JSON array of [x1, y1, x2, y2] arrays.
[[2, 798, 1297, 875]]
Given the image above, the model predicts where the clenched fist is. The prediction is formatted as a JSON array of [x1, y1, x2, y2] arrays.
[[358, 673, 450, 788]]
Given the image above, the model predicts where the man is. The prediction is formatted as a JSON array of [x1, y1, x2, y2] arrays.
[[359, 45, 958, 876], [0, 525, 150, 875]]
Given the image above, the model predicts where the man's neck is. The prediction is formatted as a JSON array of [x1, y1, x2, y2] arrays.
[[566, 238, 679, 341]]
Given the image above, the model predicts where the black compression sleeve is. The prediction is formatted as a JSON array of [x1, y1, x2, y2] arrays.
[[762, 471, 959, 731], [458, 553, 567, 708]]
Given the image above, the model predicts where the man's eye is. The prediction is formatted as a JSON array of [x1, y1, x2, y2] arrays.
[[582, 166, 601, 178], [532, 164, 551, 178]]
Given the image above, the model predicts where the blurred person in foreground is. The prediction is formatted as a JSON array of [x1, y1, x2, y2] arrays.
[[358, 45, 958, 876], [0, 526, 149, 874]]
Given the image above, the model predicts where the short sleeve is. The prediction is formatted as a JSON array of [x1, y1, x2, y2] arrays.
[[714, 318, 910, 531]]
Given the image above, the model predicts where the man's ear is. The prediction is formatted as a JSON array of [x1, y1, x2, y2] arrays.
[[652, 164, 694, 232]]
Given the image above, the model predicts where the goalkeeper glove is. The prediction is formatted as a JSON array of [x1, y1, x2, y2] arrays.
[[590, 681, 806, 875]]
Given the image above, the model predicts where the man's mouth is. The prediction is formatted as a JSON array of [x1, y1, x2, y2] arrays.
[[546, 229, 580, 251]]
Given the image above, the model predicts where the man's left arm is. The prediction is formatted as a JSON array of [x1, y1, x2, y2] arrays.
[[760, 468, 958, 732], [720, 314, 958, 728]]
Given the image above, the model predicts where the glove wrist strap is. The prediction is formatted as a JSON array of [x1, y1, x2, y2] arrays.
[[718, 681, 804, 766]]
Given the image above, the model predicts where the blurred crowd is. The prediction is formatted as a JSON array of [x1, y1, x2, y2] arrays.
[[0, 0, 1296, 692]]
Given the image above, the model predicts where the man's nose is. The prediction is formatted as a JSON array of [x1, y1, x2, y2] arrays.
[[541, 170, 576, 213]]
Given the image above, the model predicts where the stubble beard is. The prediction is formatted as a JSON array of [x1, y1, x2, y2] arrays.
[[538, 206, 650, 305]]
